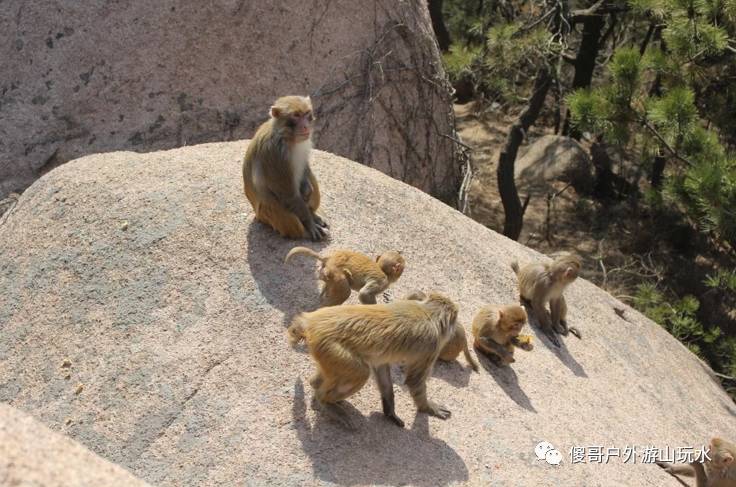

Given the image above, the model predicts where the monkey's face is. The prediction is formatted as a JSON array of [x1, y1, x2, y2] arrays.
[[378, 251, 405, 281], [269, 96, 315, 143], [500, 306, 528, 335]]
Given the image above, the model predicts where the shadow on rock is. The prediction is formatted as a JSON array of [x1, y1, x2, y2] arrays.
[[521, 303, 587, 378], [477, 352, 537, 413], [245, 221, 328, 325], [432, 359, 473, 388], [292, 380, 468, 487]]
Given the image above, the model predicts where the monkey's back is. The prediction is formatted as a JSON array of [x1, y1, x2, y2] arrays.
[[515, 262, 549, 300], [303, 301, 442, 363], [328, 250, 386, 288]]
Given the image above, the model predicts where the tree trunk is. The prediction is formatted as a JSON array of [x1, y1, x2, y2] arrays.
[[497, 68, 552, 240], [562, 13, 606, 138], [427, 0, 451, 52]]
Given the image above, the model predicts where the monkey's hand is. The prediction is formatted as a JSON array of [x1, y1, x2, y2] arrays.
[[479, 337, 514, 361], [420, 401, 451, 420], [511, 335, 534, 352], [312, 212, 329, 229], [306, 221, 327, 241]]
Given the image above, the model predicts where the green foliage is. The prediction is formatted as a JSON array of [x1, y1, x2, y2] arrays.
[[442, 44, 482, 85], [634, 283, 736, 377]]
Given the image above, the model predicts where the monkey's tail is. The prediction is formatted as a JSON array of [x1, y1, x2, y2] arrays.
[[463, 342, 480, 372], [285, 246, 324, 264], [287, 314, 307, 346], [569, 327, 582, 339], [510, 261, 520, 274]]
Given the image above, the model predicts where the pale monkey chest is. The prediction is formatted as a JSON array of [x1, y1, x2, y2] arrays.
[[290, 140, 311, 190]]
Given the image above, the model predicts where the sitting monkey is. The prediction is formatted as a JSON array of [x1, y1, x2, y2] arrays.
[[471, 304, 533, 365]]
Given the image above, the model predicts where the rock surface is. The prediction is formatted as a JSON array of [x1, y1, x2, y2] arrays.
[[0, 1, 458, 202], [1, 141, 734, 486], [0, 404, 150, 486], [515, 135, 593, 195]]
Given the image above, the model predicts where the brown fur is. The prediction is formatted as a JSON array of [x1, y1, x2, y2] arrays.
[[285, 247, 404, 307], [242, 96, 327, 240], [438, 323, 479, 371], [471, 305, 532, 365], [511, 253, 582, 347], [287, 292, 458, 429], [658, 437, 736, 487]]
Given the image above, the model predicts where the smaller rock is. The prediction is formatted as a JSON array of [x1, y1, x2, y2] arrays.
[[74, 383, 83, 395], [61, 359, 72, 368]]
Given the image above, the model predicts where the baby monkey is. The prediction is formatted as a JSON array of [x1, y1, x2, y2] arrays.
[[511, 253, 582, 347], [406, 291, 479, 371], [658, 437, 736, 487], [285, 247, 405, 306], [472, 305, 533, 365]]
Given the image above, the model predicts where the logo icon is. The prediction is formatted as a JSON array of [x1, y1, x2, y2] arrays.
[[535, 441, 562, 466]]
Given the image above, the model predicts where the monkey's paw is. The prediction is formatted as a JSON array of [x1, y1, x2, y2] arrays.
[[422, 401, 451, 420]]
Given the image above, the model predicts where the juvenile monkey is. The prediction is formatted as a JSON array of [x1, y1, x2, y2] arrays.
[[471, 305, 533, 365], [405, 291, 478, 371], [511, 253, 582, 347], [285, 247, 404, 306], [243, 95, 328, 241], [657, 437, 736, 487], [287, 292, 458, 429]]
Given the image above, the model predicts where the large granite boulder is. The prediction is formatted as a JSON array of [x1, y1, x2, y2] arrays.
[[0, 1, 459, 203], [0, 141, 733, 486]]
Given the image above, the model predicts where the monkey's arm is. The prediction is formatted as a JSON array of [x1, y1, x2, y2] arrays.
[[357, 278, 389, 304], [302, 167, 327, 228], [372, 365, 404, 427], [478, 336, 515, 359], [691, 462, 708, 487], [267, 184, 325, 241]]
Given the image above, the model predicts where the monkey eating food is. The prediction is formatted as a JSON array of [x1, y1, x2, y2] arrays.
[[287, 292, 459, 429], [243, 95, 328, 241], [285, 247, 404, 306], [471, 304, 533, 365]]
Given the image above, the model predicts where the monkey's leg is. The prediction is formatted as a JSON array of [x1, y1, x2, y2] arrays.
[[357, 278, 389, 305], [313, 347, 370, 430], [372, 365, 405, 427], [691, 461, 708, 487], [532, 298, 561, 347], [475, 337, 515, 364], [256, 201, 307, 239], [551, 297, 569, 335], [319, 277, 351, 307], [405, 357, 450, 420], [305, 169, 328, 228]]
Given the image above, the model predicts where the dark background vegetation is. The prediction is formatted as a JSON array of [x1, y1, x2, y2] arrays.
[[429, 0, 736, 397]]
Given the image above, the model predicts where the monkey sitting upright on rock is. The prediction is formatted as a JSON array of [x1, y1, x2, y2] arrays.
[[511, 253, 583, 347], [242, 95, 328, 241]]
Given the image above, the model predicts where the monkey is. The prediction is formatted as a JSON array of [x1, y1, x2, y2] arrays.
[[287, 292, 458, 429], [284, 247, 404, 306], [243, 95, 328, 241], [438, 325, 480, 371], [471, 304, 533, 365], [511, 253, 582, 347], [403, 291, 478, 371], [657, 437, 736, 487]]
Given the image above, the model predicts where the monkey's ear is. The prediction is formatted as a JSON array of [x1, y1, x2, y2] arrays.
[[270, 106, 282, 119]]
